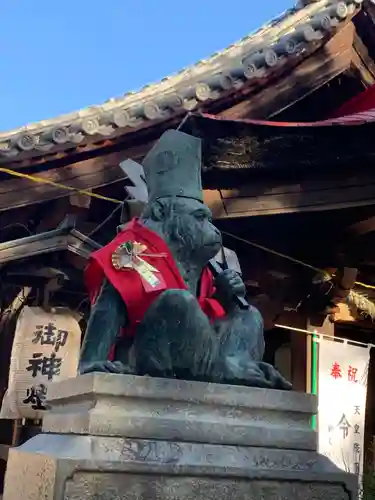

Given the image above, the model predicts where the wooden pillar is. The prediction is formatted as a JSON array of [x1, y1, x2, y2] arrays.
[[277, 312, 308, 393], [288, 313, 334, 393], [291, 330, 309, 392], [306, 316, 335, 394]]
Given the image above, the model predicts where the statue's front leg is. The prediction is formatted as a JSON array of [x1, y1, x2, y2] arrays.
[[212, 308, 292, 390], [210, 306, 264, 382], [134, 289, 217, 381], [213, 268, 265, 361], [79, 279, 131, 374], [212, 269, 292, 390]]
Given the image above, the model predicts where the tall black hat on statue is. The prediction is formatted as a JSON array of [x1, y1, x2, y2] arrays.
[[120, 130, 204, 205]]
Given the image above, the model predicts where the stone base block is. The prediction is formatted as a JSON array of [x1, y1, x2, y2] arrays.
[[44, 373, 317, 450], [5, 434, 357, 499], [3, 374, 358, 499]]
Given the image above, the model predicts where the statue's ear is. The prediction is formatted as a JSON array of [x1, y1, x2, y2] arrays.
[[150, 200, 165, 221]]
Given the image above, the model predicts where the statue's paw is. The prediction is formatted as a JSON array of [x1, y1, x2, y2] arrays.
[[79, 360, 132, 375], [237, 364, 273, 389], [256, 361, 293, 391]]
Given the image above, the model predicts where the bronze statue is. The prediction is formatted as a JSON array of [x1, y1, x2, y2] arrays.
[[80, 130, 291, 390]]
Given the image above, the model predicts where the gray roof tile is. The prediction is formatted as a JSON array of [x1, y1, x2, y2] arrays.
[[0, 0, 363, 162]]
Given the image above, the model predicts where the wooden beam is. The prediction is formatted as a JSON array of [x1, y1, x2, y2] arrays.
[[0, 287, 32, 332], [12, 164, 369, 222], [220, 23, 355, 120], [220, 172, 375, 199], [214, 174, 375, 218], [68, 229, 101, 258], [34, 194, 93, 243], [288, 315, 309, 393], [69, 191, 92, 209], [0, 150, 126, 212], [0, 444, 10, 461], [350, 34, 375, 87], [356, 33, 375, 74], [34, 199, 71, 233], [350, 51, 375, 88], [346, 215, 375, 236], [0, 231, 68, 264], [0, 227, 99, 264], [203, 190, 227, 219]]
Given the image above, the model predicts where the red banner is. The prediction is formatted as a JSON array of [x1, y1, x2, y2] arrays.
[[331, 83, 375, 118]]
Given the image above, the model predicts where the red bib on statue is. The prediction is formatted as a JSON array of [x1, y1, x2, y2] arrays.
[[85, 218, 225, 340]]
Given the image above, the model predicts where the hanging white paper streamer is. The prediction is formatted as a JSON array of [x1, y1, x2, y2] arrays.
[[318, 337, 370, 480]]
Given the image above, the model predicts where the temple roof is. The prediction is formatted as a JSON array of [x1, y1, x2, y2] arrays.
[[0, 0, 362, 164]]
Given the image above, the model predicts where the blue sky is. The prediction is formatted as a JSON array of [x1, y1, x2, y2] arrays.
[[0, 0, 292, 131]]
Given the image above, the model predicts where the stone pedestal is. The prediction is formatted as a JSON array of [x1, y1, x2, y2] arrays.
[[3, 374, 357, 499]]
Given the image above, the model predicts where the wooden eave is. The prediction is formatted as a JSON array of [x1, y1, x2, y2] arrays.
[[0, 227, 101, 265]]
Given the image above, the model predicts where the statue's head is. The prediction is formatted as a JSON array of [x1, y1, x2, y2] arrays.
[[141, 196, 221, 266], [139, 129, 221, 267]]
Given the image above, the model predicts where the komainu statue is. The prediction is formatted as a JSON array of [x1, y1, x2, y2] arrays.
[[80, 130, 291, 390]]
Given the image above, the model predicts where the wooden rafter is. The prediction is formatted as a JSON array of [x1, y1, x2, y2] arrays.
[[350, 33, 375, 87]]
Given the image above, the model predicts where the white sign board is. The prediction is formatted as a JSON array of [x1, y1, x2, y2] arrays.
[[0, 306, 81, 419], [318, 337, 370, 479]]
